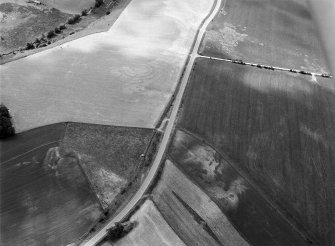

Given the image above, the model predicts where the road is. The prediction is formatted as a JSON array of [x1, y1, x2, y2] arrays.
[[81, 0, 222, 245]]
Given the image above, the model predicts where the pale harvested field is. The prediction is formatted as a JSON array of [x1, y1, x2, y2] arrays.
[[104, 199, 185, 246], [0, 0, 213, 133], [153, 159, 249, 246]]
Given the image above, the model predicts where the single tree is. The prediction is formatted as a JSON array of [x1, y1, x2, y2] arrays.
[[0, 104, 15, 139]]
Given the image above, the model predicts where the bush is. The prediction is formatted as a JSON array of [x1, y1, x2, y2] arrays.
[[74, 14, 81, 22], [46, 30, 55, 39], [26, 42, 34, 50], [54, 27, 61, 34], [59, 24, 66, 30], [68, 14, 81, 24], [0, 104, 15, 139], [81, 9, 87, 16], [94, 0, 103, 8], [106, 11, 110, 15], [106, 223, 124, 241], [67, 17, 75, 24]]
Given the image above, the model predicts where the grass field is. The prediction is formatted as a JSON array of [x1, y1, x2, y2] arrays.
[[0, 124, 102, 246], [0, 122, 155, 245], [41, 0, 95, 14], [61, 123, 154, 209], [176, 58, 335, 245], [0, 0, 214, 132], [199, 0, 329, 73], [102, 199, 185, 246], [153, 159, 249, 246]]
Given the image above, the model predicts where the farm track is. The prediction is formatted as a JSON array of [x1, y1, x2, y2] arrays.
[[81, 0, 222, 245]]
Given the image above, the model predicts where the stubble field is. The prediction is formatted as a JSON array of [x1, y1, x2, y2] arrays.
[[176, 57, 335, 245]]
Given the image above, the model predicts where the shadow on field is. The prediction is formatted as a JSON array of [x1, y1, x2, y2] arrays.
[[177, 56, 335, 246]]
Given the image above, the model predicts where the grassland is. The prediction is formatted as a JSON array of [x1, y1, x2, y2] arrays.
[[199, 0, 329, 73], [0, 0, 132, 63], [0, 0, 214, 132], [153, 159, 249, 246], [0, 122, 156, 245], [101, 200, 185, 246], [0, 1, 71, 53], [176, 57, 335, 245], [41, 0, 95, 14]]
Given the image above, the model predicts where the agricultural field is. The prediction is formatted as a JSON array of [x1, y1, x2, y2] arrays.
[[199, 0, 329, 73], [101, 199, 185, 246], [0, 0, 213, 132], [153, 159, 249, 246], [168, 130, 309, 246], [60, 123, 154, 209], [176, 57, 335, 245], [0, 122, 155, 245], [0, 123, 102, 246]]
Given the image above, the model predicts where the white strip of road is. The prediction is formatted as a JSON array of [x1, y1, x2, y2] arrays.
[[81, 0, 222, 245]]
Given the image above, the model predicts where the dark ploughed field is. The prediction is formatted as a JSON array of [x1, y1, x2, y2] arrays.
[[0, 123, 102, 246], [174, 57, 335, 246]]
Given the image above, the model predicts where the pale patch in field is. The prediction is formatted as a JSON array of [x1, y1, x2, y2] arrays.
[[204, 23, 247, 54], [241, 69, 316, 95], [300, 124, 325, 144], [184, 145, 220, 180], [93, 167, 127, 206], [208, 178, 247, 209], [1, 0, 214, 132]]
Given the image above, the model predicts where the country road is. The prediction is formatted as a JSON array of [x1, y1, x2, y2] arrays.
[[81, 0, 222, 245]]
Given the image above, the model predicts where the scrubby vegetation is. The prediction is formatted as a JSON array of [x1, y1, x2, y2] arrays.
[[106, 222, 136, 242], [0, 104, 15, 139]]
